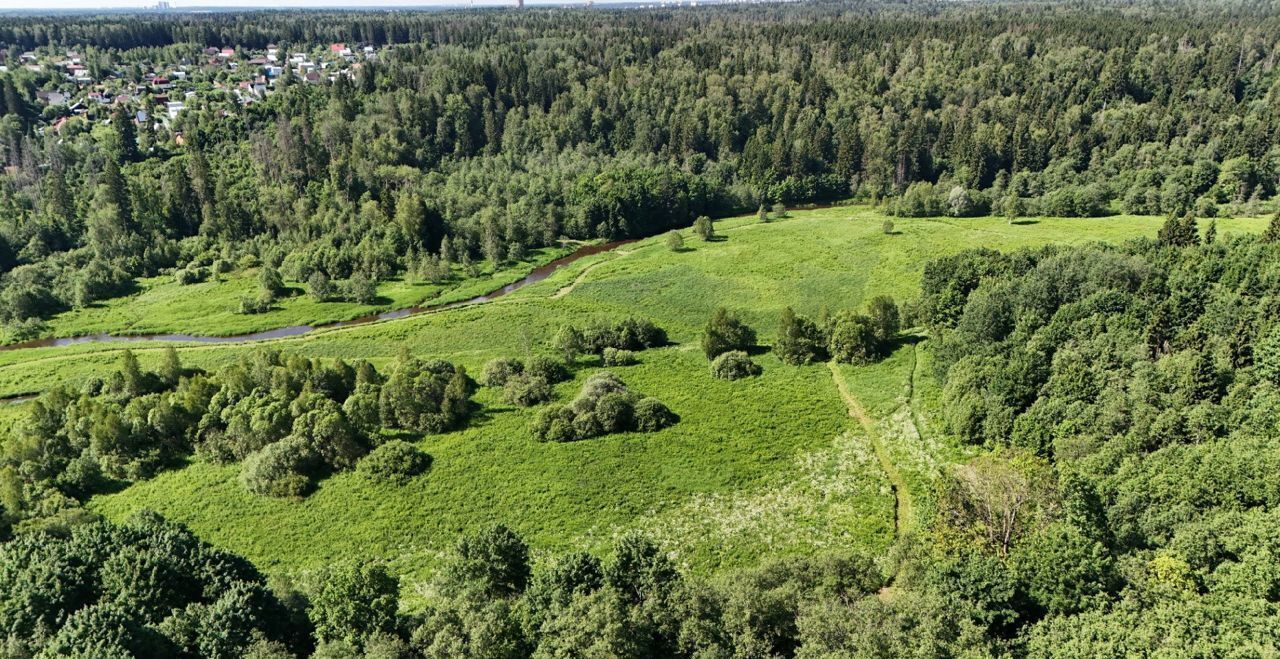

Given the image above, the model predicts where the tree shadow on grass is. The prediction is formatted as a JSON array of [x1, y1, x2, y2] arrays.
[[893, 333, 926, 348], [1009, 219, 1039, 226]]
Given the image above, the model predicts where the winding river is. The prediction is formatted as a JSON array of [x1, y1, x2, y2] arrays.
[[0, 239, 634, 354]]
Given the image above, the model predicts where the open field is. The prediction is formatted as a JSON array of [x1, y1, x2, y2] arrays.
[[0, 245, 573, 345], [0, 206, 1263, 397], [0, 204, 1262, 598]]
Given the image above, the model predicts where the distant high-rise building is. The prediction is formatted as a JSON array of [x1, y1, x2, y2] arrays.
[[517, 0, 524, 8], [155, 1, 171, 10]]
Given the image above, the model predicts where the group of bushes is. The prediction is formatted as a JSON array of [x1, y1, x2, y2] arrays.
[[0, 349, 471, 532], [775, 298, 901, 366], [553, 316, 667, 362], [481, 355, 572, 407], [702, 308, 765, 380], [699, 300, 902, 381], [532, 371, 677, 442], [209, 352, 470, 497]]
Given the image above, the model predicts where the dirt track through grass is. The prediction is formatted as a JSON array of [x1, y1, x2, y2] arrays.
[[828, 361, 915, 536]]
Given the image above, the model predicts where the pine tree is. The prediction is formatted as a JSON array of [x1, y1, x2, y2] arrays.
[[120, 349, 145, 399], [100, 159, 133, 232], [1157, 213, 1198, 247], [111, 105, 138, 164], [1262, 212, 1280, 244]]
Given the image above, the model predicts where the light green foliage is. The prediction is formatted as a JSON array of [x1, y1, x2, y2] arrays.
[[665, 230, 684, 252], [710, 350, 761, 380], [33, 205, 1257, 611], [694, 216, 715, 241], [827, 311, 876, 364], [355, 437, 430, 483]]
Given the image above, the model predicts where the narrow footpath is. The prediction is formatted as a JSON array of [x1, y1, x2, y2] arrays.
[[827, 361, 915, 537]]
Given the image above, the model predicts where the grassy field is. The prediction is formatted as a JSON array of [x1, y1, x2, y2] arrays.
[[0, 245, 573, 344], [1, 204, 1265, 600]]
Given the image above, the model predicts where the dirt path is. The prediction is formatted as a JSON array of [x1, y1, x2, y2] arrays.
[[551, 248, 635, 299], [552, 260, 608, 299], [906, 341, 930, 446], [827, 361, 915, 536]]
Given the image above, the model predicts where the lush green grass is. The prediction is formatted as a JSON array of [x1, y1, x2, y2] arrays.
[[0, 207, 1262, 397], [0, 245, 572, 344], [5, 204, 1264, 597], [91, 347, 857, 595]]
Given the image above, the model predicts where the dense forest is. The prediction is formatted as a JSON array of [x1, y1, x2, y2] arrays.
[[1, 1, 1279, 334], [3, 1, 1280, 656]]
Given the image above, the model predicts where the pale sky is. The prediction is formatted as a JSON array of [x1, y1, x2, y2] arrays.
[[0, 0, 577, 9]]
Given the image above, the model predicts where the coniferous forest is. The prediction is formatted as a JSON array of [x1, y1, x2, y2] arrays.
[[1, 1, 1280, 657]]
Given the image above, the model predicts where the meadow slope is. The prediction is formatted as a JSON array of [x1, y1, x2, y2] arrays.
[[26, 205, 1257, 599]]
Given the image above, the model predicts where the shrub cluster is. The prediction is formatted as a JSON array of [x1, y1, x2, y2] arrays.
[[481, 355, 571, 407], [774, 297, 901, 366], [532, 372, 676, 442], [702, 307, 757, 359], [0, 349, 473, 525], [553, 317, 666, 361]]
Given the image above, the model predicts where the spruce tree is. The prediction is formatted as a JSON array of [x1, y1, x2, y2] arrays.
[[1262, 212, 1280, 243]]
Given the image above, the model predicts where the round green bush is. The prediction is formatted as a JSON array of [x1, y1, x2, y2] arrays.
[[173, 267, 206, 285], [571, 371, 628, 414], [533, 405, 577, 442], [357, 440, 432, 484], [524, 355, 570, 384], [239, 437, 319, 498], [571, 412, 604, 440], [633, 397, 677, 432], [503, 374, 554, 407], [602, 347, 638, 366], [710, 350, 762, 380], [594, 391, 634, 433], [481, 358, 524, 388]]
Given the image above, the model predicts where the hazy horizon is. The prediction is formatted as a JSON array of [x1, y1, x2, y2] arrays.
[[0, 0, 598, 10]]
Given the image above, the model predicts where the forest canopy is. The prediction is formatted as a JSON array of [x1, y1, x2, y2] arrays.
[[0, 0, 1278, 333]]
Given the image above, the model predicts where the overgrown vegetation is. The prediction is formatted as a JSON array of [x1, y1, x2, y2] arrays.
[[531, 371, 676, 442], [1, 0, 1279, 654], [0, 347, 474, 533]]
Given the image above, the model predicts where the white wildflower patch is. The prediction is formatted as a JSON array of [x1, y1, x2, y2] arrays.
[[624, 428, 894, 572]]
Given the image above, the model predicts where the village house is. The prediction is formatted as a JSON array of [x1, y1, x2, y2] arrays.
[[35, 90, 69, 105]]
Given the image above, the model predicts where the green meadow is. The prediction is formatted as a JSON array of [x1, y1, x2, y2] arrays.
[[0, 245, 573, 344], [0, 204, 1264, 599]]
